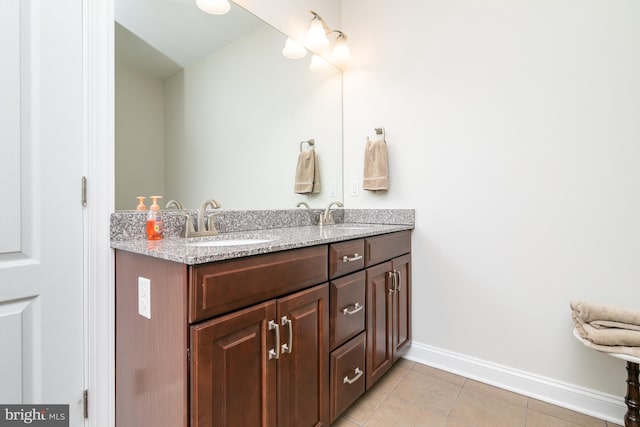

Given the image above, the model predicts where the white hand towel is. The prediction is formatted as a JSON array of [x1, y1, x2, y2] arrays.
[[363, 137, 389, 191], [294, 150, 321, 194]]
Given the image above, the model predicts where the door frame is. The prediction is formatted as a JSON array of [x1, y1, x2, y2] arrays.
[[84, 0, 116, 424]]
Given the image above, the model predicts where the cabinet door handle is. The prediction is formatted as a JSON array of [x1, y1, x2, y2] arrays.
[[343, 367, 364, 385], [387, 271, 396, 294], [281, 316, 293, 354], [342, 302, 363, 316], [395, 270, 401, 292], [268, 320, 280, 360], [342, 253, 363, 263]]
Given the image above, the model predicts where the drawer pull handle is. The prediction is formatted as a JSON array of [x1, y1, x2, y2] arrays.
[[268, 320, 280, 360], [281, 316, 293, 354], [342, 302, 363, 316], [343, 367, 364, 385], [388, 271, 396, 294], [342, 253, 363, 263]]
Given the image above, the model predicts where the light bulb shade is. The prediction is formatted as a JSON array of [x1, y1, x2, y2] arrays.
[[282, 38, 307, 59], [196, 0, 231, 15], [332, 36, 351, 65], [309, 54, 329, 71], [306, 19, 330, 52]]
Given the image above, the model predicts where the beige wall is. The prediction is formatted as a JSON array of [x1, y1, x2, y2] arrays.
[[115, 63, 165, 210], [342, 0, 640, 408]]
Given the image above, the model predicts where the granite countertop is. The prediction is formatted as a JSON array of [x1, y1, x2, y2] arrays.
[[110, 223, 413, 265]]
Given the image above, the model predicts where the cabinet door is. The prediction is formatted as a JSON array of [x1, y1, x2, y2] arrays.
[[365, 261, 393, 390], [191, 301, 277, 427], [392, 254, 411, 361], [277, 284, 330, 427]]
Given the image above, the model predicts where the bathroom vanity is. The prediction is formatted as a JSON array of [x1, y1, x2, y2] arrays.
[[112, 217, 412, 426]]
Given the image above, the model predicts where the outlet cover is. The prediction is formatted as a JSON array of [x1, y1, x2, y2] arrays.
[[138, 277, 151, 319]]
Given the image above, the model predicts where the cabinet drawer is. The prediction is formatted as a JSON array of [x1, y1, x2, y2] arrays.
[[329, 239, 365, 279], [330, 332, 366, 422], [189, 245, 328, 323], [330, 271, 365, 350], [365, 230, 411, 267]]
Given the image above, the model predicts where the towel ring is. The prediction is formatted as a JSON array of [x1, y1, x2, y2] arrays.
[[300, 139, 315, 152], [374, 127, 386, 141]]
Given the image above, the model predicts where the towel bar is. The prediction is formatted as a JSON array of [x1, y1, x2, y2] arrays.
[[300, 139, 315, 151]]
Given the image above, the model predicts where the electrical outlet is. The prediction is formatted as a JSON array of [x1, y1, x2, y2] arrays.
[[138, 277, 151, 319]]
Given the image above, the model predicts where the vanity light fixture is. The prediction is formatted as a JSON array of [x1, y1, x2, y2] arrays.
[[305, 11, 331, 51], [304, 11, 352, 66], [196, 0, 231, 15], [331, 31, 351, 65], [282, 38, 307, 59]]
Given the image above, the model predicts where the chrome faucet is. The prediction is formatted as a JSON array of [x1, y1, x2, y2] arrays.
[[296, 202, 310, 209], [165, 199, 184, 210], [319, 201, 343, 226]]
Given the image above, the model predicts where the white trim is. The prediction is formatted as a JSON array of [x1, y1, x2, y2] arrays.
[[84, 0, 115, 425], [405, 340, 626, 425]]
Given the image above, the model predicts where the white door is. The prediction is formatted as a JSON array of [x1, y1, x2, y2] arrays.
[[0, 0, 85, 424]]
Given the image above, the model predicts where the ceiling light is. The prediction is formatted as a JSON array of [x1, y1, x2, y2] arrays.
[[196, 0, 231, 15], [282, 38, 307, 59]]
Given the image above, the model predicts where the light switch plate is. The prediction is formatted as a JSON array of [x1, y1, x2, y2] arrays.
[[329, 181, 337, 197], [350, 180, 359, 196], [138, 277, 151, 319]]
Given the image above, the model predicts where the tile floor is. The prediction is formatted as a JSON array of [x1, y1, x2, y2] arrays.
[[332, 359, 623, 427]]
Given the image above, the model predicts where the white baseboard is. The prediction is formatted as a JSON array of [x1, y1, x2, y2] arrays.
[[405, 340, 626, 425]]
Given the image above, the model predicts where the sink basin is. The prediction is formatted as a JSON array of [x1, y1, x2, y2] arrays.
[[187, 238, 273, 247]]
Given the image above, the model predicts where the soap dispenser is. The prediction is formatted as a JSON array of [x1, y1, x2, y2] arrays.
[[146, 196, 163, 240], [136, 196, 146, 211]]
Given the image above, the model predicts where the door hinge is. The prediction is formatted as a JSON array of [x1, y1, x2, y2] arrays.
[[83, 389, 88, 419], [81, 176, 87, 207]]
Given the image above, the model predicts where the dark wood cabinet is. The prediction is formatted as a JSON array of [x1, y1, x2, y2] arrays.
[[364, 261, 394, 389], [191, 301, 277, 427], [116, 246, 329, 427], [276, 285, 330, 427], [364, 231, 412, 390], [115, 229, 411, 426], [115, 252, 189, 427], [327, 230, 412, 419], [190, 284, 329, 427], [391, 253, 411, 361]]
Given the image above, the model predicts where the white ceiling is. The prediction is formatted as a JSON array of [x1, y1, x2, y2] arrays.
[[115, 0, 263, 69]]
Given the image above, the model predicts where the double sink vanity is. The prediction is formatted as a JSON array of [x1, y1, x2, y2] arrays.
[[111, 208, 414, 426]]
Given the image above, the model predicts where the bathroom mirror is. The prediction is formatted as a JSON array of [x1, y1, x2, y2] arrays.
[[115, 0, 343, 210]]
